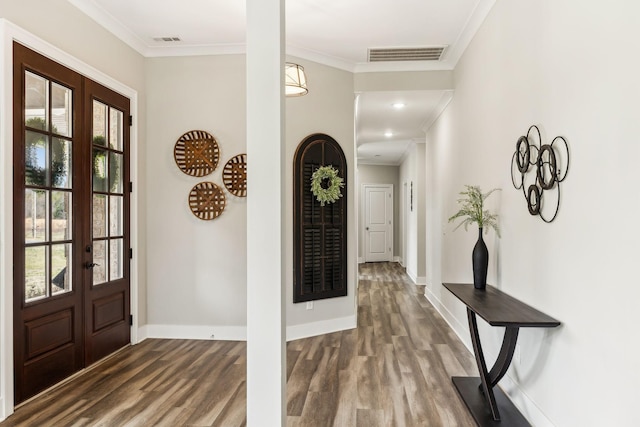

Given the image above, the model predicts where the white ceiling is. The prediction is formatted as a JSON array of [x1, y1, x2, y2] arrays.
[[69, 0, 494, 165], [356, 90, 453, 165]]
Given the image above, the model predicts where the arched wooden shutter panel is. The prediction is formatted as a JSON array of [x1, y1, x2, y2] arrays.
[[294, 134, 347, 303]]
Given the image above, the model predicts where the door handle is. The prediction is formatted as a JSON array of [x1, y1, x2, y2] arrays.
[[85, 262, 99, 269], [366, 227, 369, 230]]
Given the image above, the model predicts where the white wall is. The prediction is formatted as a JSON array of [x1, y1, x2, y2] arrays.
[[144, 55, 357, 339], [0, 0, 147, 418], [357, 164, 400, 260], [285, 57, 357, 335], [399, 144, 422, 283], [145, 55, 248, 337], [415, 143, 426, 279], [1, 0, 148, 319], [425, 1, 640, 426]]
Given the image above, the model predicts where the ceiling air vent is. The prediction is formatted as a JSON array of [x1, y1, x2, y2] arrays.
[[152, 36, 181, 42], [368, 46, 446, 62]]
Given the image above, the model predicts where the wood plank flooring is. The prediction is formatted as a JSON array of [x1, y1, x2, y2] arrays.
[[1, 262, 477, 426]]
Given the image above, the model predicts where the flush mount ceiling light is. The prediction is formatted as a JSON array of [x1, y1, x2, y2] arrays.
[[285, 63, 308, 97], [392, 102, 406, 109], [384, 131, 393, 137]]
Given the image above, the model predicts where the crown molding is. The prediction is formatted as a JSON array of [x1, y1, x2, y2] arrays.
[[444, 0, 497, 67], [68, 0, 496, 72], [145, 44, 246, 58], [421, 90, 454, 132], [68, 0, 148, 54]]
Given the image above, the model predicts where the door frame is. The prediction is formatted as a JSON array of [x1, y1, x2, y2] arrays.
[[0, 20, 141, 418], [402, 181, 408, 267], [361, 183, 393, 263]]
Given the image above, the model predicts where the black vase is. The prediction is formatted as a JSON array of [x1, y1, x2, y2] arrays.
[[472, 228, 488, 290]]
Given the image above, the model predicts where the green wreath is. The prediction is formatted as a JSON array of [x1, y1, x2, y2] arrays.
[[311, 165, 344, 206]]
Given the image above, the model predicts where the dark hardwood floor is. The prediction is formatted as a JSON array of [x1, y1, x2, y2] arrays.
[[2, 262, 477, 426]]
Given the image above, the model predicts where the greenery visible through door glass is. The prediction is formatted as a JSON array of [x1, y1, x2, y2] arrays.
[[93, 140, 120, 192], [25, 129, 48, 187], [25, 246, 48, 302], [25, 189, 48, 243], [109, 152, 123, 192], [51, 191, 72, 241], [51, 138, 72, 188], [51, 243, 72, 295], [93, 146, 108, 192]]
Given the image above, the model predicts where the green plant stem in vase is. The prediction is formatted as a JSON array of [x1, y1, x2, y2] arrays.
[[448, 185, 501, 289]]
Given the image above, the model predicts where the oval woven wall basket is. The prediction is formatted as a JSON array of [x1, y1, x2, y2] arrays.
[[223, 153, 247, 197], [174, 130, 220, 177], [188, 182, 226, 220]]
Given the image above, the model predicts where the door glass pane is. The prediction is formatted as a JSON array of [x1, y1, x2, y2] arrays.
[[25, 71, 48, 130], [109, 152, 123, 193], [51, 82, 72, 137], [93, 100, 107, 144], [25, 189, 48, 243], [93, 194, 107, 238], [109, 195, 123, 236], [51, 191, 72, 241], [92, 240, 107, 285], [25, 131, 48, 187], [93, 148, 108, 192], [51, 138, 72, 189], [110, 239, 123, 281], [25, 246, 48, 302], [51, 244, 72, 295], [110, 108, 123, 151]]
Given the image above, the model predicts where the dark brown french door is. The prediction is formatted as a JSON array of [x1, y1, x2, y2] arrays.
[[13, 43, 131, 404]]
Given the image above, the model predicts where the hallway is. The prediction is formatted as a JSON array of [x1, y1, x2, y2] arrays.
[[2, 263, 476, 426]]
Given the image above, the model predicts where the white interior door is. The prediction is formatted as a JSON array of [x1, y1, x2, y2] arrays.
[[364, 184, 393, 262]]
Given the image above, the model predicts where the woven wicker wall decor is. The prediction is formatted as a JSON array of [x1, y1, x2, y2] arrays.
[[188, 182, 226, 220], [223, 153, 247, 197], [174, 130, 220, 177]]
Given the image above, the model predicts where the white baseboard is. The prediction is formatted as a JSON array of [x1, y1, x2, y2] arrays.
[[144, 324, 247, 341], [138, 316, 358, 344], [286, 315, 357, 341], [0, 397, 6, 422], [406, 269, 416, 283], [423, 287, 556, 427], [393, 256, 402, 264], [136, 325, 149, 343], [415, 276, 426, 285], [358, 257, 364, 264], [424, 286, 471, 350]]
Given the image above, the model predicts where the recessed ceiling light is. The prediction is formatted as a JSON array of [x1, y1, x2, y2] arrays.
[[392, 102, 406, 109], [384, 131, 393, 137]]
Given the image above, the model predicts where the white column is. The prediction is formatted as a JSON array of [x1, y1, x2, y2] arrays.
[[246, 0, 286, 426]]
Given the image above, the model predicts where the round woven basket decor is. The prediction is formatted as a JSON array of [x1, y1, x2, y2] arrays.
[[174, 130, 220, 177], [223, 153, 247, 197], [188, 182, 226, 220]]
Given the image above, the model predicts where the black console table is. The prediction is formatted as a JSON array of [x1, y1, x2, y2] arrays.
[[443, 283, 560, 427]]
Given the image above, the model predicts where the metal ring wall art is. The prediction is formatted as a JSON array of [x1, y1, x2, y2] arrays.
[[510, 125, 570, 223]]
